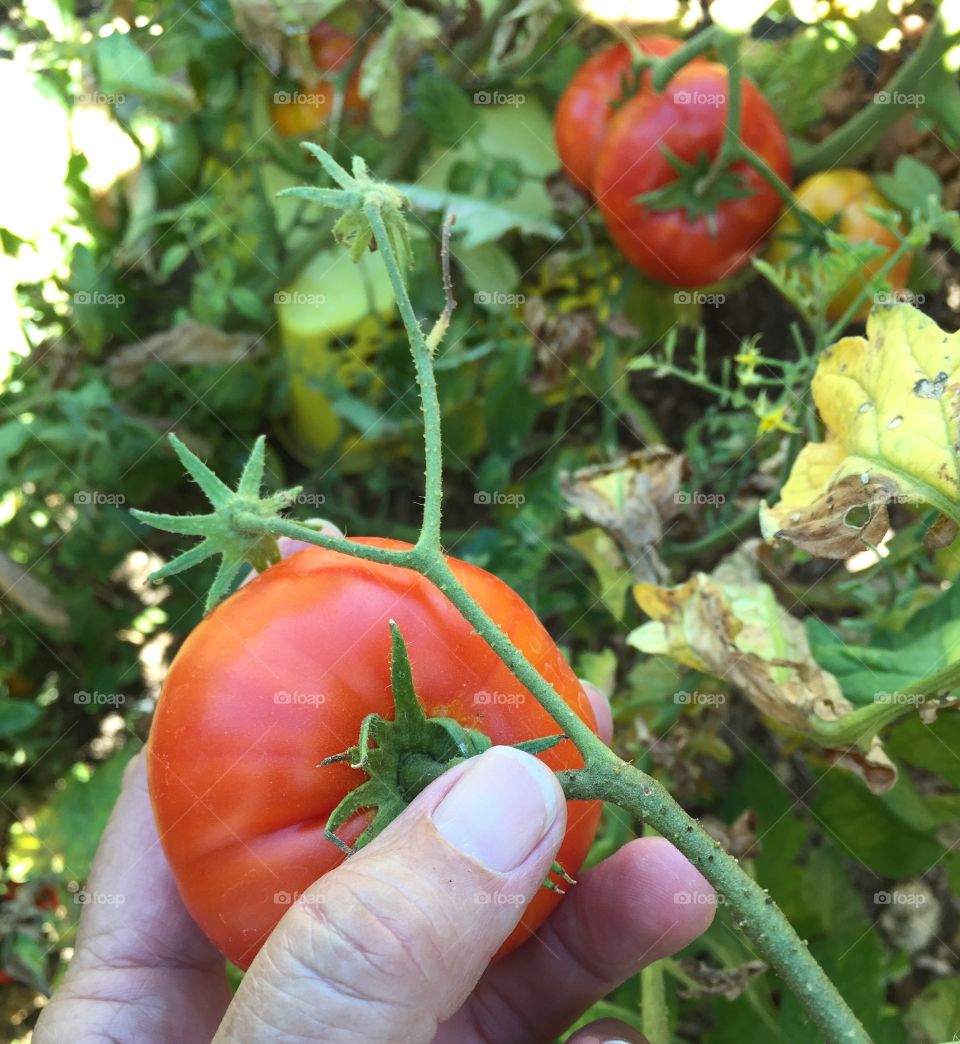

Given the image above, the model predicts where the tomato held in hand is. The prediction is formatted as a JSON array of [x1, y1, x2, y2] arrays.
[[766, 169, 912, 321], [148, 539, 602, 971], [595, 63, 791, 287], [554, 35, 682, 193]]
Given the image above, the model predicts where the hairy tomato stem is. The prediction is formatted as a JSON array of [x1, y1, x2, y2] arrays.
[[559, 763, 871, 1044]]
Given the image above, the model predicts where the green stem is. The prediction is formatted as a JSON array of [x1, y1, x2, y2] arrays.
[[364, 205, 444, 548], [823, 235, 915, 341], [696, 32, 741, 196], [792, 13, 959, 177], [650, 25, 721, 92], [559, 763, 870, 1044], [641, 825, 670, 1044], [237, 141, 876, 1043], [662, 506, 758, 561], [642, 960, 669, 1044]]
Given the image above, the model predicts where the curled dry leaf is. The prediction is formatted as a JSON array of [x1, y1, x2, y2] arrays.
[[524, 296, 596, 394], [109, 321, 267, 387], [700, 809, 761, 860], [628, 542, 897, 793], [677, 958, 769, 1001], [761, 303, 960, 559], [227, 0, 321, 77], [0, 551, 69, 630], [561, 448, 685, 584]]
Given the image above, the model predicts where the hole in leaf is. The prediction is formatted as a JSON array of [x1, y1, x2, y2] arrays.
[[844, 504, 871, 529]]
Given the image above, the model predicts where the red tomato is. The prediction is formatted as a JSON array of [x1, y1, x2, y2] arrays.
[[595, 62, 792, 286], [308, 21, 366, 119], [271, 23, 368, 138], [555, 35, 682, 193], [148, 539, 602, 971]]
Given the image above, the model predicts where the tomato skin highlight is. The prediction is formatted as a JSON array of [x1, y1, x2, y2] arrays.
[[766, 169, 912, 321], [148, 538, 601, 970], [594, 63, 792, 287], [554, 36, 681, 193]]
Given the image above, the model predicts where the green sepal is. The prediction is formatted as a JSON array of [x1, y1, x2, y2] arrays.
[[514, 734, 566, 757], [131, 434, 299, 613], [634, 147, 754, 222], [322, 622, 492, 855]]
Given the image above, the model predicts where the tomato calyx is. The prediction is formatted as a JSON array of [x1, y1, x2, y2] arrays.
[[634, 147, 754, 224], [133, 434, 302, 612], [321, 621, 566, 855]]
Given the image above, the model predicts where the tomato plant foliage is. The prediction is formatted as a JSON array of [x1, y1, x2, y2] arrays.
[[2, 1, 960, 1039]]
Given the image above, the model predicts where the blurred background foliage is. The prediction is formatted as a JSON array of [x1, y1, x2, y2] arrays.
[[1, 0, 960, 1039]]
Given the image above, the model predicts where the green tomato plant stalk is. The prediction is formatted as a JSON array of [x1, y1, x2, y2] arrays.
[[135, 145, 874, 1043]]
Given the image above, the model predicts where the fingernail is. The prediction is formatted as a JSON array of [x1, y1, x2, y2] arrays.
[[433, 747, 562, 872]]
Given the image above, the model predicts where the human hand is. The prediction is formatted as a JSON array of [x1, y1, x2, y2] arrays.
[[36, 679, 714, 1043]]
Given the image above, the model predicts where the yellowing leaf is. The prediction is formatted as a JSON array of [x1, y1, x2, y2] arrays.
[[627, 543, 897, 793], [761, 303, 960, 558]]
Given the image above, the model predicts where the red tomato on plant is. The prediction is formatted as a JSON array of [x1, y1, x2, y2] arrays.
[[148, 539, 601, 971], [271, 23, 367, 138], [307, 21, 367, 120], [555, 35, 682, 193], [595, 63, 792, 286]]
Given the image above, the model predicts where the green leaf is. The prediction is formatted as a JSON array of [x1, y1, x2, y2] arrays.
[[874, 155, 943, 214], [392, 182, 563, 248], [455, 241, 520, 297], [566, 528, 630, 621], [885, 713, 960, 787], [96, 33, 195, 113], [807, 580, 960, 704], [487, 158, 524, 201], [811, 771, 945, 877], [412, 74, 480, 147], [905, 978, 960, 1044], [448, 159, 483, 194], [0, 698, 41, 737]]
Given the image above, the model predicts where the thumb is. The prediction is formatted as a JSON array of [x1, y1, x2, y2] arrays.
[[214, 746, 567, 1044]]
